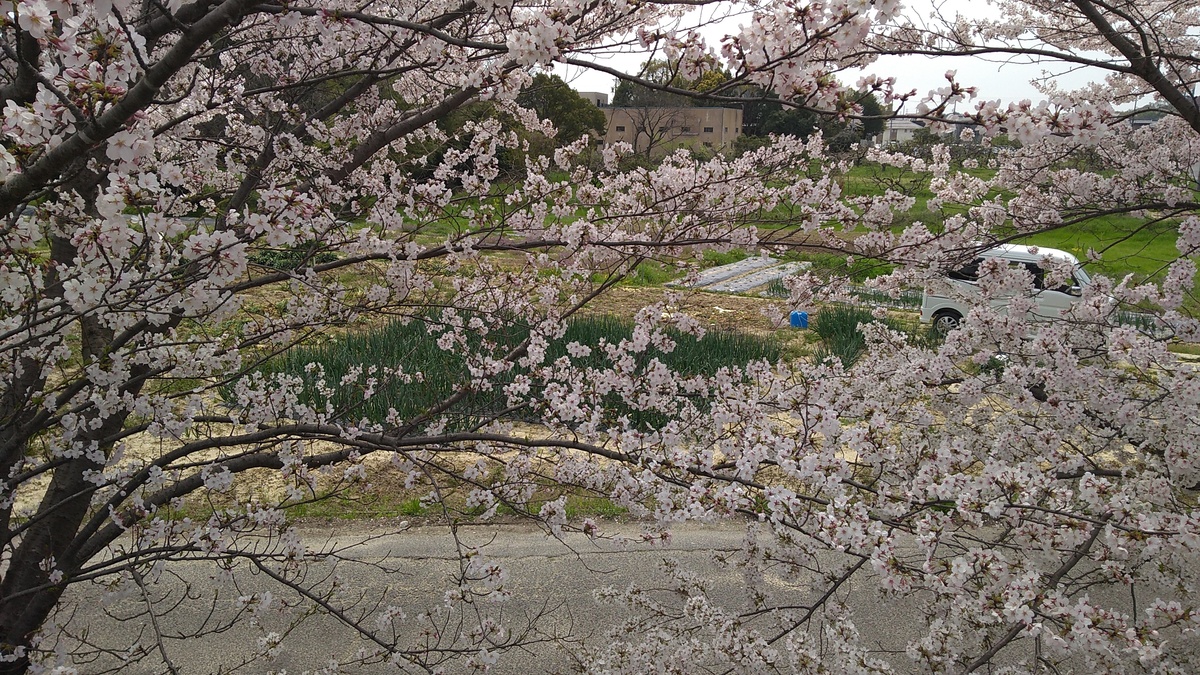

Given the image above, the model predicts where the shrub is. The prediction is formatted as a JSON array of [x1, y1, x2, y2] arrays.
[[627, 261, 678, 286], [249, 241, 339, 271]]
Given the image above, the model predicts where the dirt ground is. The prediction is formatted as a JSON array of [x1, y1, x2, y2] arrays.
[[586, 285, 821, 360], [589, 286, 782, 334]]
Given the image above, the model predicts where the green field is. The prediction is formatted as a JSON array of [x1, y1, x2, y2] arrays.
[[231, 314, 782, 430], [837, 163, 1187, 296], [1020, 217, 1180, 280]]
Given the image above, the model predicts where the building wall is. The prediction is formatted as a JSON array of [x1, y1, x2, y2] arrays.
[[876, 116, 982, 145], [602, 107, 744, 155], [881, 119, 926, 144], [577, 91, 609, 107]]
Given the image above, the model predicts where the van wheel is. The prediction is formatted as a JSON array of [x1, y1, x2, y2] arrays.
[[932, 310, 962, 334]]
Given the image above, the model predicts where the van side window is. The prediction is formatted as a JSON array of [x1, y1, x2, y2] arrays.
[[1026, 262, 1078, 293], [1023, 263, 1046, 289], [948, 259, 983, 281]]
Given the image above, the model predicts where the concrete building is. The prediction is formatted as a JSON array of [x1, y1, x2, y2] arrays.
[[602, 106, 743, 156], [576, 91, 609, 107]]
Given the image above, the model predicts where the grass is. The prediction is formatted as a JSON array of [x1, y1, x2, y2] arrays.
[[846, 286, 923, 309], [1013, 216, 1198, 317], [1169, 342, 1200, 356], [812, 306, 882, 367], [171, 470, 634, 525], [1020, 217, 1180, 280], [764, 278, 789, 299], [248, 241, 339, 271], [627, 261, 678, 286], [283, 493, 428, 520], [844, 165, 1181, 281], [805, 163, 1195, 318], [762, 278, 922, 310], [836, 162, 999, 233], [835, 165, 1187, 292], [231, 314, 782, 431], [1114, 309, 1165, 334], [796, 252, 893, 282], [566, 495, 629, 519], [701, 248, 749, 268], [840, 163, 935, 201]]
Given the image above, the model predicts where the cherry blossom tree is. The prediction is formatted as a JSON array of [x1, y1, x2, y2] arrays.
[[2, 0, 1199, 673]]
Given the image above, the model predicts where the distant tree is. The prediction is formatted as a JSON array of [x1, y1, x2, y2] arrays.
[[419, 76, 606, 179], [760, 107, 820, 138], [611, 58, 732, 108], [692, 69, 733, 107], [750, 90, 885, 150], [855, 91, 886, 138], [612, 60, 692, 107], [516, 74, 606, 145], [739, 87, 784, 136], [617, 106, 688, 158]]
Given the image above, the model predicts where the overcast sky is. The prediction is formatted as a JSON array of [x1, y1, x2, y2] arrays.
[[555, 54, 1101, 108], [554, 2, 1107, 108]]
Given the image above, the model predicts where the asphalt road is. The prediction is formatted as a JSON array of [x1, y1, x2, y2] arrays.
[[53, 520, 876, 674], [50, 519, 1183, 674]]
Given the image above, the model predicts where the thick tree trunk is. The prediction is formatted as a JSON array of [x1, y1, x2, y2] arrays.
[[0, 293, 121, 666], [0, 460, 99, 674], [0, 161, 149, 668], [0, 221, 75, 553], [0, 314, 145, 672]]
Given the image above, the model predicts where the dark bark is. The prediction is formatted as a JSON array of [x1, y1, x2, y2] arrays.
[[0, 138, 153, 671], [0, 31, 40, 107], [1069, 0, 1200, 135], [0, 0, 255, 214]]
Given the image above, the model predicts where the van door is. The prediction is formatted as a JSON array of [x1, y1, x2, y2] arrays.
[[941, 257, 1025, 319], [982, 258, 1027, 317], [922, 258, 985, 327], [1024, 262, 1081, 320]]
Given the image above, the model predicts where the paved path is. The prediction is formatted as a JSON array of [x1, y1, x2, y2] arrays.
[[55, 520, 1189, 674], [57, 521, 907, 674]]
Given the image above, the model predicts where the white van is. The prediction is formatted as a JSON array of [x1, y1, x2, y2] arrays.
[[921, 244, 1092, 333]]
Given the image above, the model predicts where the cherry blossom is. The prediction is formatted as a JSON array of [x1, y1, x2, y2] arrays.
[[1, 0, 1200, 673]]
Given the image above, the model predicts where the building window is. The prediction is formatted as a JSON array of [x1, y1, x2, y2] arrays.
[[681, 126, 690, 133], [703, 126, 714, 133], [724, 127, 728, 132], [658, 126, 667, 132], [615, 125, 625, 132]]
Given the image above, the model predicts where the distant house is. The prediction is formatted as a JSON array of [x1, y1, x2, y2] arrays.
[[1129, 112, 1164, 131], [601, 106, 744, 156], [877, 114, 981, 145], [880, 118, 927, 144], [944, 113, 983, 143]]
